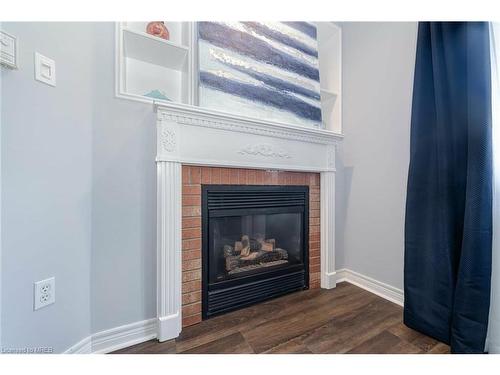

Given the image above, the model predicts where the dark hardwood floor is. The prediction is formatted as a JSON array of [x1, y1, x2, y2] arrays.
[[112, 282, 450, 354]]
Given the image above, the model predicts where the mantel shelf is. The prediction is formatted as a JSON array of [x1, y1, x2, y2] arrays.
[[155, 101, 344, 147], [122, 28, 189, 71]]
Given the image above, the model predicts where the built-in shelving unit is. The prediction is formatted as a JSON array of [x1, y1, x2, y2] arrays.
[[116, 22, 196, 105], [116, 22, 341, 134], [317, 22, 342, 133]]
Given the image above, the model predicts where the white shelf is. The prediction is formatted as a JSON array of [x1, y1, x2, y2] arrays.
[[320, 88, 338, 101], [122, 28, 189, 72], [317, 22, 342, 133]]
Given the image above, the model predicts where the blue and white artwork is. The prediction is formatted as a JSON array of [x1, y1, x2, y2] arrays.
[[198, 22, 322, 127]]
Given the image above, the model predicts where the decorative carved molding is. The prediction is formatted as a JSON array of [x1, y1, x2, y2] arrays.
[[156, 104, 343, 146], [160, 128, 176, 153], [238, 144, 291, 159]]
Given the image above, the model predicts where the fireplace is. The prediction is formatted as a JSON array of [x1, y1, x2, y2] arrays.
[[202, 185, 309, 318], [155, 105, 338, 342]]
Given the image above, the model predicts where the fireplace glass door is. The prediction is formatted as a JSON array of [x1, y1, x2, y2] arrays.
[[209, 209, 304, 283]]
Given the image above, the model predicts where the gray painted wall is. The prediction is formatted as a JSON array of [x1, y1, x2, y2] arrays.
[[1, 22, 93, 353], [90, 22, 156, 333], [0, 22, 158, 351], [338, 22, 417, 289]]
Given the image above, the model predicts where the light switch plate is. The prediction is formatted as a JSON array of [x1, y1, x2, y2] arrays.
[[35, 52, 56, 87], [0, 31, 18, 69]]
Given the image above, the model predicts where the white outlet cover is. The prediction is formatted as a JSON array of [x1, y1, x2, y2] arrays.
[[34, 277, 55, 310], [34, 52, 56, 87]]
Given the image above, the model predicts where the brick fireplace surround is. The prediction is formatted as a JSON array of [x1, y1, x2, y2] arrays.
[[181, 166, 321, 327]]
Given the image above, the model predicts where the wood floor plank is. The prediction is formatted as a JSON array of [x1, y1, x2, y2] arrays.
[[427, 342, 451, 354], [303, 299, 402, 353], [263, 337, 313, 354], [387, 322, 423, 342], [175, 299, 282, 352], [112, 339, 176, 354], [111, 282, 450, 355], [242, 286, 380, 353], [387, 339, 424, 354], [346, 331, 403, 354], [410, 334, 440, 353], [387, 322, 440, 352], [179, 332, 254, 354], [175, 288, 329, 352]]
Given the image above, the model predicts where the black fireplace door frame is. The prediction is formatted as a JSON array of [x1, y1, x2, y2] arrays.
[[201, 184, 310, 319]]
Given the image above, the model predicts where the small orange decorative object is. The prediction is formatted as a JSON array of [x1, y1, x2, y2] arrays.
[[146, 22, 169, 40]]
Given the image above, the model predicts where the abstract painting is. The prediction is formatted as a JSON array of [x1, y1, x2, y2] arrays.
[[198, 22, 322, 128]]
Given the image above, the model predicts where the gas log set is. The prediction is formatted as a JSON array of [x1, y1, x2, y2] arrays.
[[224, 235, 289, 275]]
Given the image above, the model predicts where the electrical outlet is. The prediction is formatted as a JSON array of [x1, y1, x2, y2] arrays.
[[34, 277, 55, 310]]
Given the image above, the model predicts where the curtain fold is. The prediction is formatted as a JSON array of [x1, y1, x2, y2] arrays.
[[404, 22, 493, 354], [486, 22, 500, 354]]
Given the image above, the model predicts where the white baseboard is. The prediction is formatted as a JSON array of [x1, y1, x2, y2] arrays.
[[335, 268, 404, 306], [64, 319, 157, 354], [64, 336, 92, 354], [92, 318, 157, 354], [64, 269, 403, 354]]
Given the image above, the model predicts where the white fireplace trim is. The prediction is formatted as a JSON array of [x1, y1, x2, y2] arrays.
[[155, 103, 342, 342], [321, 171, 336, 289]]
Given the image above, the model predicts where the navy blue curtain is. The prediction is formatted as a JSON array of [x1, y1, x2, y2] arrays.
[[404, 22, 493, 353]]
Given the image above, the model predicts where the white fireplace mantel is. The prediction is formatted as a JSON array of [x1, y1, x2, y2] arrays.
[[155, 102, 343, 342]]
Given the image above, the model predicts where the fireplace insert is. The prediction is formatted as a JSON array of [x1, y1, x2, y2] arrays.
[[202, 185, 309, 318]]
